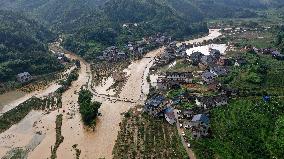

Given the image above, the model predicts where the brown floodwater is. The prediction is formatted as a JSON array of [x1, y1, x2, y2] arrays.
[[0, 90, 26, 111], [0, 83, 61, 117], [0, 66, 75, 116], [0, 30, 223, 159]]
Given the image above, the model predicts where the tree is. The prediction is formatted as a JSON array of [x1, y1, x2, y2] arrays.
[[78, 89, 101, 126]]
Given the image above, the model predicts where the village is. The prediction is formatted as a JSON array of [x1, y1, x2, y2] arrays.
[[90, 25, 284, 155], [138, 26, 284, 152], [1, 0, 284, 158], [1, 23, 284, 158], [97, 33, 171, 62]]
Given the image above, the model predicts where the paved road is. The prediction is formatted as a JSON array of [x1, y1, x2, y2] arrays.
[[174, 109, 196, 159]]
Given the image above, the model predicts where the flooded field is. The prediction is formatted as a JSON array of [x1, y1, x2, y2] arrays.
[[95, 76, 116, 96], [182, 29, 222, 44], [0, 90, 26, 111], [0, 66, 76, 116], [0, 30, 223, 159], [0, 83, 61, 116], [186, 44, 228, 56]]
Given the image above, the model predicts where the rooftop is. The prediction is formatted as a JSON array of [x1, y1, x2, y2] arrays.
[[202, 71, 216, 79], [192, 114, 209, 125], [17, 72, 31, 77], [145, 95, 165, 108]]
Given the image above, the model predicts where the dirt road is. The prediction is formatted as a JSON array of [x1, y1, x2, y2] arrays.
[[174, 110, 196, 159]]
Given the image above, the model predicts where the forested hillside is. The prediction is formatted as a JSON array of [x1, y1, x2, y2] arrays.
[[2, 0, 283, 43], [1, 0, 206, 37], [2, 0, 283, 29], [0, 0, 209, 60], [60, 0, 208, 59], [1, 0, 283, 78], [0, 0, 105, 27], [0, 10, 63, 82]]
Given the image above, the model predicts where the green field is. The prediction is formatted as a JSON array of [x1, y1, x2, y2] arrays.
[[113, 108, 188, 159]]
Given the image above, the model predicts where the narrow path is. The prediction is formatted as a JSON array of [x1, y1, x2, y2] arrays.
[[174, 110, 196, 159]]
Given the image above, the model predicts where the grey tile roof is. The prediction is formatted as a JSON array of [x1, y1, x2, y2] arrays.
[[192, 114, 209, 125]]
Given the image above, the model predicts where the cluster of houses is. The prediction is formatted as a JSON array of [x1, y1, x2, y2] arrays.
[[144, 45, 244, 139], [195, 95, 228, 110], [156, 72, 193, 90], [201, 66, 229, 84], [154, 48, 237, 87], [189, 49, 228, 67], [144, 94, 177, 125], [144, 67, 237, 138], [127, 40, 148, 59], [180, 86, 237, 137], [252, 47, 284, 60], [154, 42, 191, 67], [144, 91, 229, 138], [97, 46, 127, 62], [221, 27, 266, 37], [98, 34, 172, 62], [188, 49, 247, 84], [180, 112, 210, 138]]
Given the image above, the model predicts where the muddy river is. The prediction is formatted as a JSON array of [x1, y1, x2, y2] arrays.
[[0, 29, 222, 159]]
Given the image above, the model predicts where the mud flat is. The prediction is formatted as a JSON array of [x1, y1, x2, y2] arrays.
[[95, 76, 116, 96], [0, 110, 47, 157]]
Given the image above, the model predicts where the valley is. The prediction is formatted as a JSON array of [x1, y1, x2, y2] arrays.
[[0, 29, 222, 158], [0, 0, 284, 159]]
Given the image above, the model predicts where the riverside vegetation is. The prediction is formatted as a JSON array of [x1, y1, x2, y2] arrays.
[[78, 89, 101, 126], [50, 114, 64, 159]]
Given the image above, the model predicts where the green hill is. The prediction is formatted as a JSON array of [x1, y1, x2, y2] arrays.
[[0, 10, 63, 82], [1, 0, 283, 69], [0, 0, 206, 35]]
